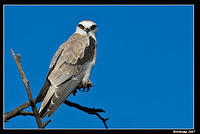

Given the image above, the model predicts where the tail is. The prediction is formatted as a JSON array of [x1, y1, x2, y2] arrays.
[[38, 79, 80, 118], [39, 85, 55, 118], [35, 80, 51, 103]]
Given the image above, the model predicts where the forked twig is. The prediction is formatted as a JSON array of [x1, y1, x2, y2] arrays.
[[10, 49, 50, 128]]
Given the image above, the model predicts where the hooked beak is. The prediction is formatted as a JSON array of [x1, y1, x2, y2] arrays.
[[85, 28, 90, 34]]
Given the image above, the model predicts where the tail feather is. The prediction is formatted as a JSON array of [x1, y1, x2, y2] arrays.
[[35, 80, 50, 103], [47, 80, 79, 117], [38, 79, 81, 118], [39, 95, 53, 118], [39, 85, 55, 113]]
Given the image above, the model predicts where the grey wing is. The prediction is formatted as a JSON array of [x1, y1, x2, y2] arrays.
[[38, 33, 89, 118], [48, 33, 88, 87], [49, 33, 82, 69]]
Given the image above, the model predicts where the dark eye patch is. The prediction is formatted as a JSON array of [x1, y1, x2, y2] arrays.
[[78, 24, 84, 29], [90, 25, 97, 30]]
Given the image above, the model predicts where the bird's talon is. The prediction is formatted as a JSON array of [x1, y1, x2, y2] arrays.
[[82, 88, 86, 92], [85, 89, 89, 92], [72, 89, 77, 96]]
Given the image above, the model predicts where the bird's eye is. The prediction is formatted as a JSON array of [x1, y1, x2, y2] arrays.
[[78, 24, 84, 29], [90, 25, 97, 30]]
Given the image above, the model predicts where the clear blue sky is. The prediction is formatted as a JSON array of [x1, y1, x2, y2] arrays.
[[4, 5, 193, 129]]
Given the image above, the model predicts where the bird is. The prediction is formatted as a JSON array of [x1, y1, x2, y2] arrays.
[[35, 20, 98, 118]]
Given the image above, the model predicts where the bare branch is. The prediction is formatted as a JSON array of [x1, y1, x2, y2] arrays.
[[95, 113, 109, 129], [4, 101, 31, 122], [4, 99, 109, 128], [4, 99, 52, 129], [10, 49, 45, 128], [64, 100, 109, 128], [4, 111, 34, 122], [18, 111, 35, 116]]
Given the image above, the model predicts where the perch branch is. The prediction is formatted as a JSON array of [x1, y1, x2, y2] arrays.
[[64, 100, 109, 128], [4, 99, 109, 128]]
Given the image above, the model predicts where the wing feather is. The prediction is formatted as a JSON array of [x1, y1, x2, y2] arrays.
[[39, 85, 55, 113], [47, 79, 81, 117], [49, 33, 88, 68], [48, 33, 88, 87]]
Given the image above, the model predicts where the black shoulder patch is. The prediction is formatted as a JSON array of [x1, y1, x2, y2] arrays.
[[77, 36, 96, 65], [89, 36, 96, 47]]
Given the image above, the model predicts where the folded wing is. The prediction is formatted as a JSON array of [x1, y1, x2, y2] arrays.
[[37, 33, 90, 118]]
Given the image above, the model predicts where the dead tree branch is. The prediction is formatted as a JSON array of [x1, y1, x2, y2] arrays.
[[64, 100, 109, 128], [4, 49, 109, 129], [4, 99, 109, 128], [10, 49, 50, 128], [4, 110, 34, 122], [4, 101, 31, 122]]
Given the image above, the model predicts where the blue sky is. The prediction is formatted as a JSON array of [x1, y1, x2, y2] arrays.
[[4, 5, 193, 129]]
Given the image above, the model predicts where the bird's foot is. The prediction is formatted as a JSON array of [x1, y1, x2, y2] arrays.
[[72, 89, 77, 96], [73, 80, 94, 96], [83, 80, 94, 92]]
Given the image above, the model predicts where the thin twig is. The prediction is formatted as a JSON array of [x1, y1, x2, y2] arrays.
[[95, 113, 109, 129]]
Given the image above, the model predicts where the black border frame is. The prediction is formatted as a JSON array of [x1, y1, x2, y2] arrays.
[[2, 0, 199, 133]]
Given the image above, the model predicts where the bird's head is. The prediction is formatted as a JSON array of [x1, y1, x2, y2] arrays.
[[76, 20, 97, 37]]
